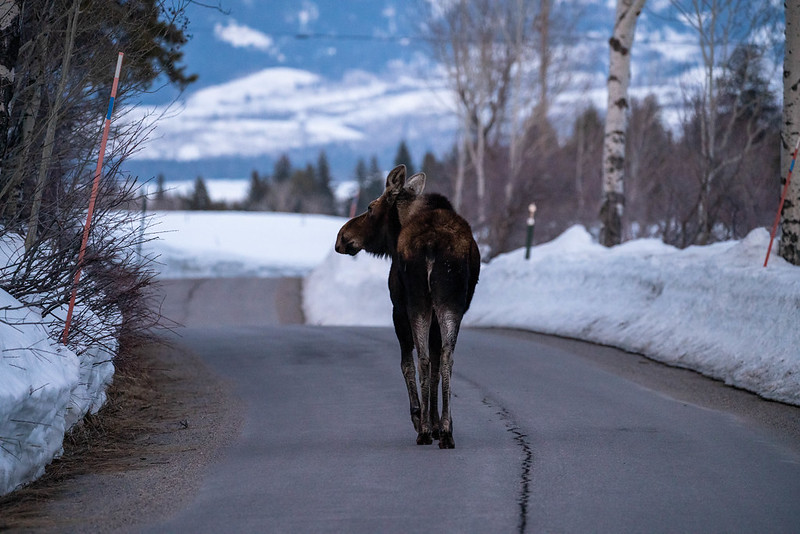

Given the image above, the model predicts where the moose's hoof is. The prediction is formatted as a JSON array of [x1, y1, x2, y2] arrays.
[[431, 426, 440, 441], [438, 432, 455, 449], [416, 432, 433, 445]]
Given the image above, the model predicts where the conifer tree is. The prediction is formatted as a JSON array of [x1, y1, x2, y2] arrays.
[[393, 140, 415, 176]]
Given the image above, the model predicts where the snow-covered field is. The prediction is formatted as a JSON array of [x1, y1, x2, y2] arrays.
[[3, 210, 799, 497], [143, 210, 346, 278]]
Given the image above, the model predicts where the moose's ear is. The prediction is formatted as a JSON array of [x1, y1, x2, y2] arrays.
[[405, 172, 426, 196], [385, 164, 406, 191]]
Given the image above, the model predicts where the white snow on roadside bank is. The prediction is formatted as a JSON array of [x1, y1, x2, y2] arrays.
[[0, 233, 115, 495], [304, 225, 800, 406]]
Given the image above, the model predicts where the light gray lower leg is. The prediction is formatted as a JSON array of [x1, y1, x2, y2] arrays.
[[412, 313, 433, 445], [401, 354, 420, 432], [437, 311, 460, 449]]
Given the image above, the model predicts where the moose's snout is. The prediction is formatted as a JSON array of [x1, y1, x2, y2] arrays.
[[335, 229, 359, 256]]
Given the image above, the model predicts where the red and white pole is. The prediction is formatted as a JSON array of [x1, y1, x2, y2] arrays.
[[62, 52, 123, 344], [764, 135, 800, 268]]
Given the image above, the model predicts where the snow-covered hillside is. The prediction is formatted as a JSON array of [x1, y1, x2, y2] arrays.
[[130, 0, 779, 180]]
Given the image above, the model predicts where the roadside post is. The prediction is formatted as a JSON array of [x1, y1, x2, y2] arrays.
[[62, 52, 123, 344], [525, 203, 537, 260]]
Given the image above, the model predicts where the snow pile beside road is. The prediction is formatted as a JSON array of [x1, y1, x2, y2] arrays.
[[0, 233, 116, 496], [304, 225, 800, 406], [0, 290, 115, 495]]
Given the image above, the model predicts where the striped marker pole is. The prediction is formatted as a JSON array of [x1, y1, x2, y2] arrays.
[[764, 135, 800, 268], [62, 52, 124, 344]]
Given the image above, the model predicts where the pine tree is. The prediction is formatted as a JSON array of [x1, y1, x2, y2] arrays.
[[394, 140, 415, 175], [155, 173, 166, 202], [354, 158, 368, 189], [246, 169, 268, 209], [186, 176, 212, 210], [315, 150, 335, 213], [361, 155, 385, 210], [273, 154, 292, 183]]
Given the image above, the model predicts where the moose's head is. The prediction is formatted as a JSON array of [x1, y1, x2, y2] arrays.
[[335, 164, 426, 257]]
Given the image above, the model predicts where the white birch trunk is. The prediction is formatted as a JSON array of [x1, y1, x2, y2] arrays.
[[780, 1, 800, 265], [599, 0, 646, 247]]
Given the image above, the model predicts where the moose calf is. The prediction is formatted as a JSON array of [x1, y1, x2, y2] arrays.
[[335, 165, 479, 448]]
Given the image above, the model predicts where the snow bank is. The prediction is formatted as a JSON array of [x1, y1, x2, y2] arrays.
[[0, 231, 116, 496], [0, 290, 115, 495], [304, 225, 800, 406]]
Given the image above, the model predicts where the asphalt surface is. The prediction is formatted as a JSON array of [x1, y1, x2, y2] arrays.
[[140, 277, 800, 533], [6, 277, 799, 533]]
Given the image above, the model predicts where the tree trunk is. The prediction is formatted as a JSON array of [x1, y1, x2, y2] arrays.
[[26, 0, 80, 251], [0, 0, 20, 163], [599, 0, 646, 247], [453, 131, 466, 212], [780, 0, 800, 265]]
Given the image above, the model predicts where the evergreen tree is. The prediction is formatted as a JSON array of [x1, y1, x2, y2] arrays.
[[290, 167, 315, 197], [155, 173, 166, 202], [353, 158, 369, 213], [186, 176, 212, 210], [316, 151, 332, 190], [315, 150, 335, 212], [369, 155, 381, 179], [246, 169, 269, 209], [393, 140, 415, 175], [354, 158, 368, 189], [273, 154, 292, 183], [360, 155, 385, 211], [421, 151, 448, 196]]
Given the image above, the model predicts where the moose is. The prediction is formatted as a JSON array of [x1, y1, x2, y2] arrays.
[[335, 165, 480, 449]]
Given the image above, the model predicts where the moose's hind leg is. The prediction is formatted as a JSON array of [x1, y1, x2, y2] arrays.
[[429, 318, 442, 441], [410, 310, 434, 445]]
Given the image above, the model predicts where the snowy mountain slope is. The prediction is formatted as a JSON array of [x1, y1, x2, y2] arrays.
[[131, 66, 454, 164], [126, 0, 783, 180]]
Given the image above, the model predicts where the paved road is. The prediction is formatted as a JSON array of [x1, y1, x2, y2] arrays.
[[140, 278, 800, 533]]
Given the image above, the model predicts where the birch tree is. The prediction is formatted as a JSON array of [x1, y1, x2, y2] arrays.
[[780, 1, 800, 265], [599, 0, 646, 247], [428, 0, 519, 228]]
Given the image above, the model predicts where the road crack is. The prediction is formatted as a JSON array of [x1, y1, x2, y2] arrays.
[[481, 396, 533, 534]]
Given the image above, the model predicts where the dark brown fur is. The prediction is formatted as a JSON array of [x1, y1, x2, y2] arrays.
[[335, 165, 480, 448]]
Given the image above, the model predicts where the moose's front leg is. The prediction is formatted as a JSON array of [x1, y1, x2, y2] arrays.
[[411, 311, 434, 445], [393, 306, 420, 433]]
